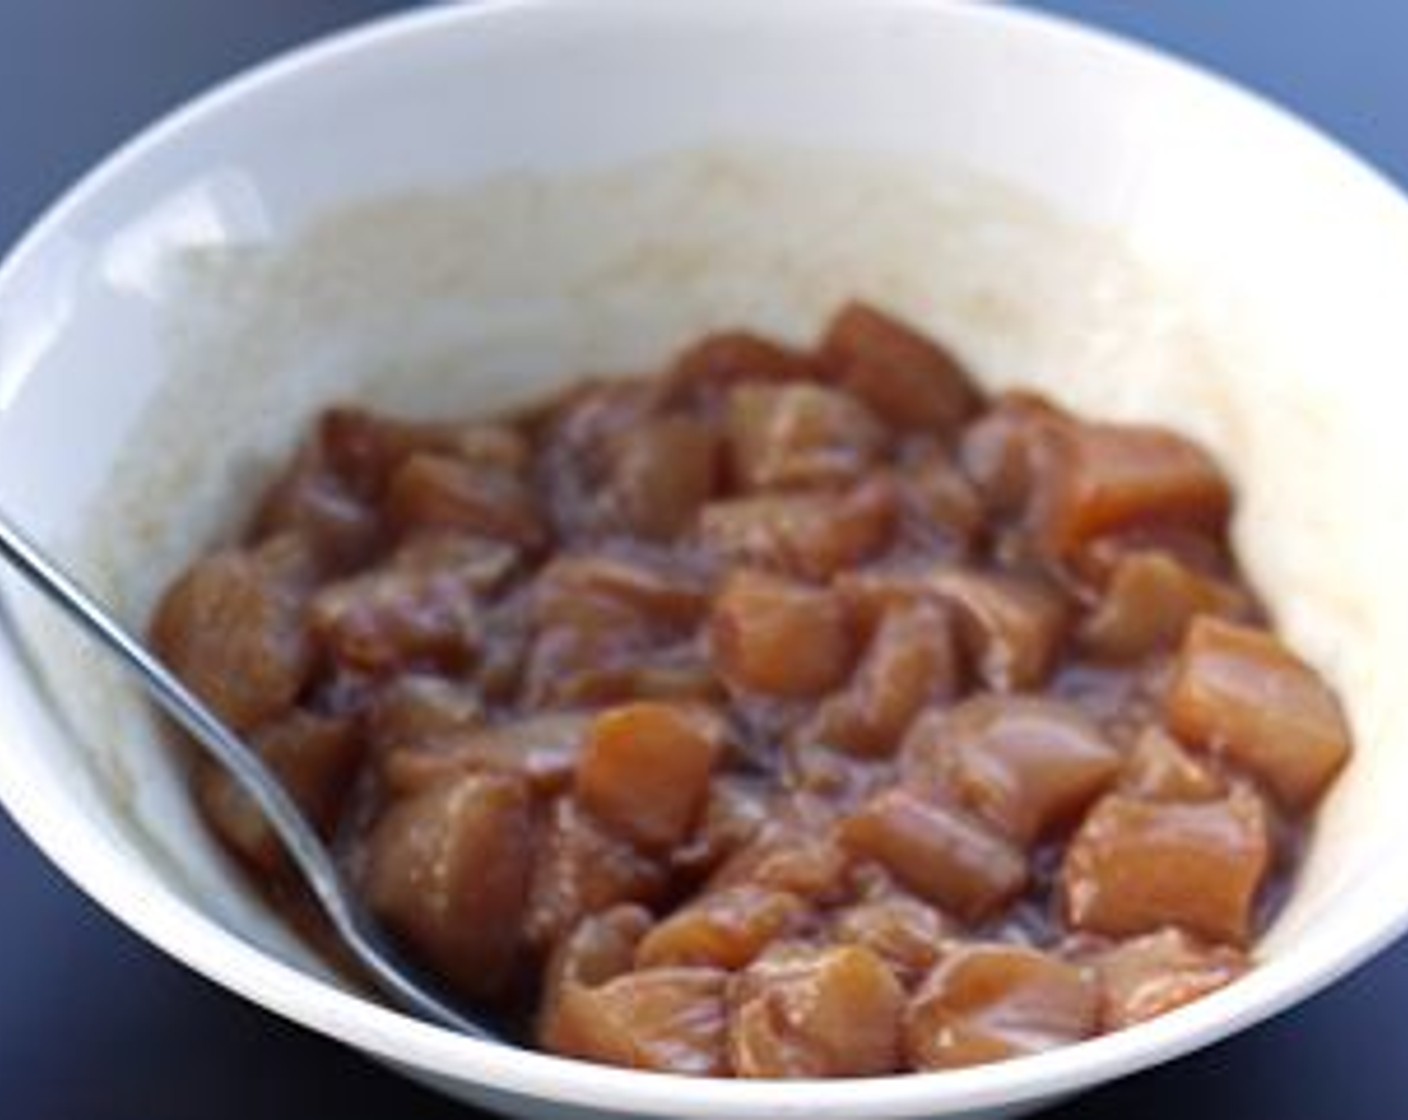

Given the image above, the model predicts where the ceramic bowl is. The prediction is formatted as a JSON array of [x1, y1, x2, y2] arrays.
[[3, 2, 1408, 1117]]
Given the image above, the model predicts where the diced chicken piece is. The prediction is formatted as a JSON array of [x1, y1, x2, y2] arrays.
[[576, 702, 725, 851], [308, 537, 506, 673], [523, 558, 710, 706], [1165, 616, 1352, 809], [905, 944, 1098, 1070], [381, 712, 590, 798], [535, 554, 709, 630], [730, 945, 905, 1078], [710, 570, 856, 698], [672, 776, 772, 876], [542, 966, 730, 1076], [636, 885, 807, 970], [820, 302, 979, 436], [252, 441, 381, 570], [363, 772, 533, 1001], [151, 533, 315, 732], [1092, 928, 1249, 1030], [667, 331, 819, 413], [525, 798, 668, 950], [364, 673, 485, 754], [320, 409, 530, 494], [319, 407, 460, 498], [930, 569, 1069, 691], [831, 894, 946, 987], [958, 392, 1067, 516], [840, 788, 1027, 922], [1029, 420, 1232, 560], [1080, 551, 1249, 661], [197, 710, 361, 875], [896, 452, 984, 554], [902, 696, 1120, 845], [710, 816, 852, 904], [1120, 725, 1226, 802], [385, 451, 546, 549], [450, 423, 535, 472], [529, 647, 723, 711], [535, 379, 666, 542], [801, 600, 959, 758], [728, 382, 886, 490], [520, 617, 646, 710], [607, 415, 719, 539], [1060, 788, 1271, 945], [543, 905, 653, 1005], [698, 476, 898, 581], [833, 569, 934, 640]]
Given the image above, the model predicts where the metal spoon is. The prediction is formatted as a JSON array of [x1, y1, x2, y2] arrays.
[[0, 511, 498, 1040]]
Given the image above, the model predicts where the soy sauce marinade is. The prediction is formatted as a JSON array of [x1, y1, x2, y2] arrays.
[[152, 302, 1351, 1076]]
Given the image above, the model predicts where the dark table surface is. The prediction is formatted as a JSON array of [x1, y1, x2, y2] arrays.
[[3, 2, 1407, 1117]]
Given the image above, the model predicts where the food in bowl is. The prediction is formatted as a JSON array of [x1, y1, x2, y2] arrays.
[[149, 302, 1351, 1077]]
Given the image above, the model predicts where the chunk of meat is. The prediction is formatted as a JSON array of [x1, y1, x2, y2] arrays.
[[308, 536, 510, 673], [840, 788, 1027, 922], [607, 415, 718, 539], [902, 697, 1121, 845], [363, 772, 533, 1001], [958, 392, 1066, 516], [543, 904, 652, 1003], [709, 815, 852, 904], [1120, 725, 1225, 803], [896, 452, 984, 554], [930, 569, 1069, 691], [730, 945, 905, 1078], [525, 798, 668, 950], [905, 945, 1098, 1070], [1092, 928, 1249, 1030], [833, 569, 934, 640], [535, 554, 709, 630], [698, 476, 898, 581], [1080, 551, 1249, 661], [672, 776, 772, 876], [252, 441, 381, 570], [542, 967, 730, 1076], [1029, 419, 1232, 560], [636, 885, 807, 970], [576, 702, 725, 851], [385, 451, 545, 549], [710, 570, 856, 698], [728, 382, 886, 490], [151, 533, 315, 731], [380, 713, 589, 798], [197, 710, 361, 875], [820, 302, 979, 435], [363, 673, 485, 754], [667, 331, 818, 414], [521, 554, 706, 708], [831, 894, 946, 987], [801, 600, 959, 758], [319, 407, 459, 498], [1060, 788, 1271, 945], [535, 379, 665, 541], [1165, 616, 1352, 809]]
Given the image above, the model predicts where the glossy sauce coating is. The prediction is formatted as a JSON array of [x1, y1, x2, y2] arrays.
[[154, 302, 1353, 1077]]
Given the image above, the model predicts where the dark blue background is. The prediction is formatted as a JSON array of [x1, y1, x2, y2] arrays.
[[2, 3, 1406, 1116]]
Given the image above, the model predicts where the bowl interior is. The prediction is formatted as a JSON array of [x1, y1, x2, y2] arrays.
[[3, 2, 1408, 1116]]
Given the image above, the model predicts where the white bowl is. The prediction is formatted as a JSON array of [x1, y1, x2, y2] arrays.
[[3, 1, 1408, 1117]]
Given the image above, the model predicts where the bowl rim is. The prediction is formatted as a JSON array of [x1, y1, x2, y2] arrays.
[[3, 0, 1408, 1115]]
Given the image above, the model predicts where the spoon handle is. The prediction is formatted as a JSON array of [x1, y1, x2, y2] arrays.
[[0, 512, 489, 1038]]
